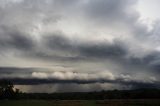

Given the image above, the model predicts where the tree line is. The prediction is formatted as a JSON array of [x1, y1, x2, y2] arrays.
[[0, 80, 160, 100]]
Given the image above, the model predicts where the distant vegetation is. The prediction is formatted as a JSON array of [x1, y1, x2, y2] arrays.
[[0, 80, 160, 100]]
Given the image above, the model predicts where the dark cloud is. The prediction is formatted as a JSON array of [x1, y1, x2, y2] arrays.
[[0, 28, 33, 50], [0, 65, 159, 93], [85, 0, 132, 21], [79, 42, 126, 58], [42, 34, 160, 76], [44, 34, 127, 59], [1, 74, 159, 90], [124, 52, 160, 74], [0, 67, 32, 73], [45, 34, 73, 51], [0, 67, 36, 79], [0, 67, 159, 90], [0, 0, 160, 92]]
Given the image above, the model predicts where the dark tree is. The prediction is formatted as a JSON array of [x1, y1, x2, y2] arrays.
[[0, 80, 15, 99]]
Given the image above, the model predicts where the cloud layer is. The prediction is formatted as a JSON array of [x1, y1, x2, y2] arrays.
[[0, 0, 160, 92]]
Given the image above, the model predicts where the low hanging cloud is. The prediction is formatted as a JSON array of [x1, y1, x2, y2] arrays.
[[31, 71, 159, 87], [0, 67, 159, 90], [31, 71, 115, 81]]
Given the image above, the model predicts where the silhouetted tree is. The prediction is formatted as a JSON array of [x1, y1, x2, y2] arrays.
[[0, 80, 15, 99]]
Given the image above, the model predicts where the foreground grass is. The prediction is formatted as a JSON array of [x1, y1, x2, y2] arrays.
[[0, 99, 160, 106]]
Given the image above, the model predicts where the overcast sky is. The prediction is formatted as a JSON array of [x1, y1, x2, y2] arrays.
[[0, 0, 160, 93]]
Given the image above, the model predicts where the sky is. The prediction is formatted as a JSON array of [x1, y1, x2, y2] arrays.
[[0, 0, 160, 93]]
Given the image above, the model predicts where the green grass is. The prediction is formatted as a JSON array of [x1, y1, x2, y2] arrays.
[[0, 100, 160, 106]]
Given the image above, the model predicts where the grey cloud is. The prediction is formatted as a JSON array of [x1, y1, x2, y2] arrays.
[[79, 42, 126, 58], [11, 34, 33, 50], [0, 0, 160, 92], [45, 34, 73, 51], [44, 34, 127, 59], [0, 67, 159, 90], [85, 0, 131, 21], [0, 0, 153, 60], [28, 33, 160, 77], [42, 34, 160, 75], [125, 52, 160, 74], [84, 0, 150, 44], [2, 75, 159, 90], [0, 67, 37, 79], [84, 0, 139, 28], [0, 31, 33, 50]]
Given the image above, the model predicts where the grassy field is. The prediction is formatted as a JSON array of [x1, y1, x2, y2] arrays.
[[0, 99, 160, 106]]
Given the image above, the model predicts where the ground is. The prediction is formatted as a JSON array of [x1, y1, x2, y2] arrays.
[[0, 100, 160, 106]]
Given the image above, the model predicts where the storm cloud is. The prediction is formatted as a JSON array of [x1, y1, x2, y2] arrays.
[[0, 0, 160, 92]]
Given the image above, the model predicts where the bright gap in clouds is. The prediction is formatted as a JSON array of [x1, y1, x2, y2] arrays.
[[137, 0, 160, 20], [136, 0, 160, 30]]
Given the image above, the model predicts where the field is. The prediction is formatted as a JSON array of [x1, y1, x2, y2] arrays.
[[0, 100, 160, 106]]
